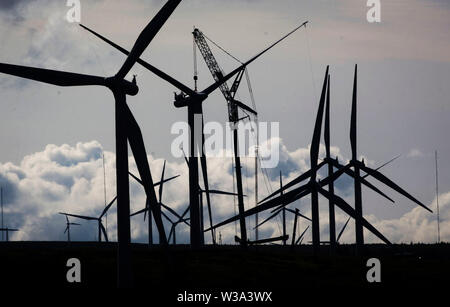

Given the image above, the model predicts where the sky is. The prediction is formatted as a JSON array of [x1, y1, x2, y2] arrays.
[[0, 0, 449, 244]]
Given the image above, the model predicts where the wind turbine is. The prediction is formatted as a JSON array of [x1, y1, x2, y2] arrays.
[[129, 161, 180, 246], [295, 225, 310, 245], [80, 21, 306, 248], [0, 0, 182, 286], [130, 160, 186, 243], [325, 65, 432, 253], [0, 228, 19, 242], [179, 147, 241, 245], [336, 217, 351, 244], [253, 172, 311, 246], [167, 216, 190, 245], [207, 67, 393, 255], [60, 196, 117, 242], [62, 214, 81, 242]]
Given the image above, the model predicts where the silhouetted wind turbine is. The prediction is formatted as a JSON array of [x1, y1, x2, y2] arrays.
[[60, 196, 117, 242], [336, 217, 351, 244], [295, 225, 309, 245], [207, 67, 393, 255], [131, 161, 189, 244], [0, 228, 19, 242], [0, 0, 182, 286], [330, 65, 432, 253], [253, 172, 311, 246], [129, 161, 180, 246], [80, 21, 306, 248], [62, 214, 81, 242]]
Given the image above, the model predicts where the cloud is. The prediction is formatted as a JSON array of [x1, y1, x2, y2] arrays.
[[0, 139, 444, 245], [406, 148, 433, 159]]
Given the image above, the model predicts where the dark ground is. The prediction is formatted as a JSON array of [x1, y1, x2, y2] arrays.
[[0, 242, 449, 296]]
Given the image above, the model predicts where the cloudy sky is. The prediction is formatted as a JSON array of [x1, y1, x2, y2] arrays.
[[0, 0, 449, 244]]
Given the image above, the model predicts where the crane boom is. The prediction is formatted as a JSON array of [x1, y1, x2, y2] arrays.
[[193, 28, 243, 122]]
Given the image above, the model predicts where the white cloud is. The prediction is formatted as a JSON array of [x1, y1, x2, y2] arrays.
[[0, 139, 443, 245]]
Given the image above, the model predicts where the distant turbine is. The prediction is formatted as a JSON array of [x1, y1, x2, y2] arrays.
[[60, 196, 117, 242], [62, 215, 81, 242], [0, 228, 19, 242]]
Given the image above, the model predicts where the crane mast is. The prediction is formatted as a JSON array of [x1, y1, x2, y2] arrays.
[[193, 27, 249, 245], [193, 28, 242, 123]]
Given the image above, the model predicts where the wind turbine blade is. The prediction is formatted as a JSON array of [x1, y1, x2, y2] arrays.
[[144, 197, 150, 221], [181, 147, 189, 168], [79, 23, 195, 97], [202, 21, 308, 96], [361, 154, 401, 179], [115, 0, 182, 79], [324, 74, 331, 158], [258, 160, 326, 204], [180, 204, 190, 220], [168, 225, 174, 242], [161, 209, 174, 224], [123, 103, 167, 243], [253, 208, 282, 230], [207, 190, 240, 196], [0, 63, 106, 87], [324, 158, 395, 204], [356, 161, 432, 213], [310, 66, 329, 170], [200, 153, 214, 243], [71, 223, 81, 226], [153, 175, 180, 187], [129, 172, 143, 185], [61, 213, 97, 221], [336, 217, 351, 243], [130, 207, 149, 217], [243, 21, 308, 68], [285, 208, 312, 222], [207, 183, 311, 231], [100, 196, 117, 218], [269, 182, 313, 213], [160, 202, 188, 227], [100, 222, 109, 242], [317, 186, 391, 245], [350, 64, 358, 161], [159, 160, 166, 203], [233, 99, 257, 116], [64, 226, 69, 234], [249, 235, 289, 245], [295, 226, 310, 245]]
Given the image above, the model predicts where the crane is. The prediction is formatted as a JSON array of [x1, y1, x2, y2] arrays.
[[193, 28, 258, 246]]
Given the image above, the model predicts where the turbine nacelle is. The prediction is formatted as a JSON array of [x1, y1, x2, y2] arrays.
[[173, 91, 208, 108], [106, 76, 139, 96]]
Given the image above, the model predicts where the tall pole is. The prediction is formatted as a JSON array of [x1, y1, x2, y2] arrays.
[[280, 172, 286, 246], [114, 90, 132, 287], [324, 74, 336, 250], [148, 199, 153, 246], [188, 104, 201, 248], [103, 153, 108, 237], [435, 150, 440, 244], [291, 208, 299, 246], [233, 127, 248, 247], [1, 187, 3, 242], [255, 145, 259, 242], [350, 65, 364, 253], [255, 119, 259, 242]]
